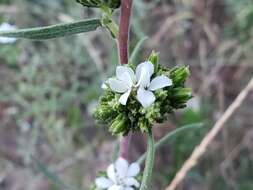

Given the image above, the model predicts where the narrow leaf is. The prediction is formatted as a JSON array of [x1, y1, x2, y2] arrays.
[[76, 0, 121, 9], [137, 123, 203, 164], [0, 19, 101, 40], [129, 36, 148, 65]]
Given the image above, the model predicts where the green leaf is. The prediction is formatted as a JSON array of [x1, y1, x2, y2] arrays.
[[137, 123, 203, 164], [76, 0, 121, 9], [129, 36, 148, 65], [32, 157, 78, 190], [140, 130, 155, 190], [0, 19, 101, 40]]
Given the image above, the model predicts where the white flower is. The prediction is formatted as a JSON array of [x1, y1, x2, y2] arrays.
[[106, 62, 173, 108], [95, 157, 140, 190], [135, 61, 173, 108], [108, 66, 136, 105], [0, 22, 17, 44]]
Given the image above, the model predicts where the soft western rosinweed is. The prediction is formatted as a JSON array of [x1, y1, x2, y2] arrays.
[[94, 52, 192, 135]]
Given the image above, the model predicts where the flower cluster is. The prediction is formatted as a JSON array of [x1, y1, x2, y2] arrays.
[[95, 52, 192, 135], [76, 0, 121, 9], [91, 157, 140, 190]]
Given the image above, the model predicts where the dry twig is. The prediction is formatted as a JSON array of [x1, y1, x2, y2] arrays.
[[165, 77, 253, 190]]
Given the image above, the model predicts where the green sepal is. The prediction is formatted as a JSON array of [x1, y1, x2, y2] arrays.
[[109, 114, 129, 135], [170, 66, 190, 86], [169, 88, 192, 109], [148, 51, 159, 72]]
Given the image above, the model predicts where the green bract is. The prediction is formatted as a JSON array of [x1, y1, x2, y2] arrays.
[[94, 52, 192, 135], [76, 0, 121, 9]]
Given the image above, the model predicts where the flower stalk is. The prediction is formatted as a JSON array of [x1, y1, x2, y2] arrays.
[[119, 132, 132, 160], [118, 0, 133, 160]]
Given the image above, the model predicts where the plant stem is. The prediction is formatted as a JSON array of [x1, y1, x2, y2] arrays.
[[118, 0, 133, 160], [140, 130, 155, 190], [119, 133, 132, 160], [118, 0, 133, 64]]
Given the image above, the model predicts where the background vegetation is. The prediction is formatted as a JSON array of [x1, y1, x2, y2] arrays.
[[0, 0, 252, 189]]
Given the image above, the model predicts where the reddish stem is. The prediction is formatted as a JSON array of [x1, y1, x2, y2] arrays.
[[118, 0, 133, 65], [118, 0, 133, 160], [119, 133, 132, 160]]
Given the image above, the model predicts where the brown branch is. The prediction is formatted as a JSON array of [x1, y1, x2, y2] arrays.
[[165, 77, 253, 190]]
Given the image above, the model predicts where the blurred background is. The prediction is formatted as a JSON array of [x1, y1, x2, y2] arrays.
[[0, 0, 253, 189]]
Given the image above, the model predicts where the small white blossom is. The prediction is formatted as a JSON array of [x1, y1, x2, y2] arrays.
[[135, 61, 172, 108], [95, 157, 140, 190], [108, 66, 136, 105], [0, 22, 17, 44], [107, 61, 172, 108]]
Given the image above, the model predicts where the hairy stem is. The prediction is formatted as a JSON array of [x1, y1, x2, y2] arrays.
[[118, 0, 133, 160], [140, 130, 155, 190], [119, 133, 132, 160], [118, 0, 133, 64]]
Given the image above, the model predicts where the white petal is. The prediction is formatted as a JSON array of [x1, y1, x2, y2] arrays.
[[148, 75, 173, 91], [95, 177, 113, 188], [107, 164, 117, 183], [136, 61, 154, 83], [120, 72, 133, 88], [108, 78, 128, 93], [127, 163, 140, 177], [108, 185, 123, 190], [137, 88, 156, 108], [101, 83, 108, 89], [135, 64, 151, 88], [119, 90, 131, 105], [116, 66, 136, 84], [115, 157, 129, 179], [123, 177, 140, 188]]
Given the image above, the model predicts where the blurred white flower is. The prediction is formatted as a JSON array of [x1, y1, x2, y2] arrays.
[[0, 22, 17, 44], [106, 61, 172, 108], [95, 157, 140, 190]]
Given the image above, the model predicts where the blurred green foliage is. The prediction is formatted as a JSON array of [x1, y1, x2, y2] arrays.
[[226, 0, 253, 42]]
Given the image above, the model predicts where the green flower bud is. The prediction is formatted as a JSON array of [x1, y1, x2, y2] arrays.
[[148, 51, 159, 72], [138, 118, 150, 133], [94, 107, 117, 123], [170, 66, 190, 86], [109, 114, 129, 135], [171, 88, 192, 100], [170, 88, 192, 108], [76, 0, 121, 9]]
